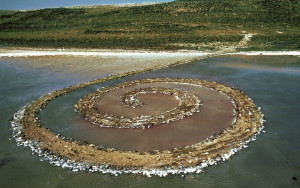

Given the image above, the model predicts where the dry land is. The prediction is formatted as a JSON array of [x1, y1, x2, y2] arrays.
[[0, 0, 299, 51]]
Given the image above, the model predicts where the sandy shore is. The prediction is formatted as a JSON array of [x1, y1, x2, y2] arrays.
[[228, 51, 300, 56], [1, 47, 299, 57], [0, 48, 210, 80], [1, 48, 298, 80], [0, 48, 208, 57]]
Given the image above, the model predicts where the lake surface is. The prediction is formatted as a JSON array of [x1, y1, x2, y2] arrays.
[[0, 55, 299, 187]]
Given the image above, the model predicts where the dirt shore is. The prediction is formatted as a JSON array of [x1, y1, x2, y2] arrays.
[[1, 48, 298, 80], [0, 48, 210, 80]]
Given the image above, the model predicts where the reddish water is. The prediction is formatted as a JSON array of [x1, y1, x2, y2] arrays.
[[76, 82, 234, 151], [96, 88, 179, 117]]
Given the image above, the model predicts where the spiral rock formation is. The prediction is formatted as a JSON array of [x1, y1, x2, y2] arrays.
[[11, 66, 264, 176], [75, 80, 201, 129]]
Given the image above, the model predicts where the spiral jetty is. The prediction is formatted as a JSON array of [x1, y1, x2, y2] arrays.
[[11, 58, 265, 177]]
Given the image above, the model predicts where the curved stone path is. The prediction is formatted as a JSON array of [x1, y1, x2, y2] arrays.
[[10, 54, 264, 176], [75, 81, 201, 128]]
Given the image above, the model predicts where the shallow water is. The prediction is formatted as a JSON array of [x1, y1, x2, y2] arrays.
[[0, 55, 299, 187], [42, 81, 233, 151]]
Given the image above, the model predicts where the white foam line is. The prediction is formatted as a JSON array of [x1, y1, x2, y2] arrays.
[[228, 51, 300, 56], [0, 50, 209, 57], [1, 49, 299, 58]]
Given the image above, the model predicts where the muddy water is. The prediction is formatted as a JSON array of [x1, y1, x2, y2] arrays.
[[39, 81, 234, 151], [96, 86, 180, 117], [82, 82, 234, 151], [0, 55, 299, 187]]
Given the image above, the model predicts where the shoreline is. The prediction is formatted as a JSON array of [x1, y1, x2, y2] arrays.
[[0, 47, 299, 57], [0, 47, 207, 57]]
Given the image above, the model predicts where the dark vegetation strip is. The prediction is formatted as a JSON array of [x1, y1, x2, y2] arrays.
[[0, 0, 299, 50]]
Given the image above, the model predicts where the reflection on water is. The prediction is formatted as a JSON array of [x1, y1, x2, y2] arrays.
[[220, 63, 300, 74], [0, 55, 299, 187], [1, 54, 197, 81], [217, 55, 300, 74]]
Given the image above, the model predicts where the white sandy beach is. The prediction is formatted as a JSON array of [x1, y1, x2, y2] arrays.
[[0, 48, 300, 57], [228, 51, 300, 56], [0, 48, 208, 57]]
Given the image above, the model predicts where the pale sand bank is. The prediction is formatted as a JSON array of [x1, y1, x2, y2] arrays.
[[1, 48, 298, 80], [0, 48, 207, 57], [228, 51, 300, 56], [0, 48, 299, 57], [0, 48, 207, 80]]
